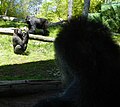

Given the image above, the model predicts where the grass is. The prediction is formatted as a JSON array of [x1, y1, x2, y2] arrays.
[[0, 20, 119, 81], [0, 34, 61, 80], [0, 21, 61, 80]]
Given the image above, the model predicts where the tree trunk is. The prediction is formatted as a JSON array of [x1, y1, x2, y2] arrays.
[[68, 0, 73, 20], [82, 0, 90, 18], [4, 8, 8, 16]]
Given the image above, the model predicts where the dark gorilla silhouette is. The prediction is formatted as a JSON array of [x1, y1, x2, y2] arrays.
[[33, 16, 120, 107], [26, 16, 49, 36], [12, 29, 29, 54]]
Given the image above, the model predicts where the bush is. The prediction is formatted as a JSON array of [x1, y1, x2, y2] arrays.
[[101, 3, 120, 33]]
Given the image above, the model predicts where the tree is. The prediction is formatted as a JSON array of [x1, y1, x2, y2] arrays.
[[4, 0, 13, 16], [82, 0, 91, 18], [28, 0, 42, 15], [68, 0, 73, 20], [37, 0, 68, 22], [0, 0, 43, 18], [68, 0, 91, 19]]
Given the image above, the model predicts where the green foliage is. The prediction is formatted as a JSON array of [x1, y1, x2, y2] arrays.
[[73, 0, 104, 17], [37, 0, 68, 22], [38, 0, 104, 21], [88, 13, 102, 22], [48, 25, 62, 37], [72, 0, 84, 17], [90, 0, 104, 13], [101, 3, 120, 33], [0, 20, 27, 28], [0, 0, 42, 18]]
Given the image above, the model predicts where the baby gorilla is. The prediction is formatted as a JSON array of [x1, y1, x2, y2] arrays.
[[33, 16, 120, 107], [12, 29, 29, 54]]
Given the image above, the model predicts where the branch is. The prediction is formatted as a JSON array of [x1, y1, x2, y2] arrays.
[[29, 34, 55, 42]]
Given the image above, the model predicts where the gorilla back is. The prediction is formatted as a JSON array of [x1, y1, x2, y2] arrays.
[[26, 16, 49, 36], [34, 16, 120, 107]]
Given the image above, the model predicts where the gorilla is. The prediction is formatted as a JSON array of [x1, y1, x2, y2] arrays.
[[26, 16, 49, 36], [12, 29, 29, 54], [33, 16, 120, 107]]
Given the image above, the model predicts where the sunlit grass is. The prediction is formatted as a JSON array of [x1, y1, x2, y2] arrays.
[[0, 26, 61, 80], [0, 35, 54, 65]]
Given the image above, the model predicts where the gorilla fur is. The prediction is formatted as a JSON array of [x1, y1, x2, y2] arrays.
[[33, 16, 120, 107], [26, 16, 49, 36], [12, 29, 29, 54]]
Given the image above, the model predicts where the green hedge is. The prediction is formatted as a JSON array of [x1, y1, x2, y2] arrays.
[[88, 13, 102, 22], [101, 2, 120, 33]]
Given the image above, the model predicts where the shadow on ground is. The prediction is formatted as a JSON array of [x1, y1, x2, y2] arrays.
[[0, 59, 60, 80]]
